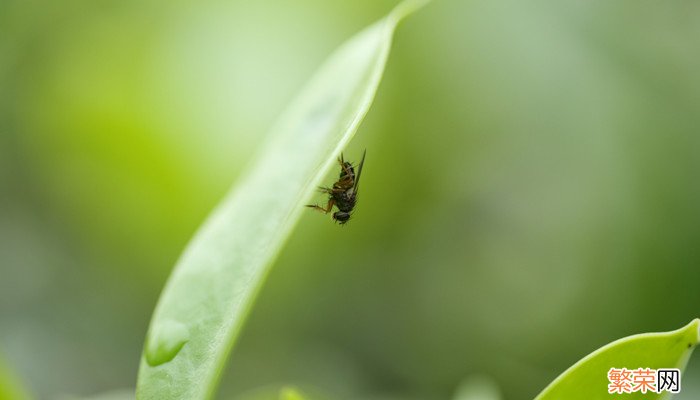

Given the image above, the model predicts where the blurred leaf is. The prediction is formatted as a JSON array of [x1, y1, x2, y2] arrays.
[[231, 385, 320, 400], [0, 357, 31, 400], [136, 1, 428, 399], [536, 319, 700, 400], [279, 387, 306, 400], [452, 376, 501, 400]]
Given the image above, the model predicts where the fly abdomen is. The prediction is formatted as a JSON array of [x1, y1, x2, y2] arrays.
[[333, 192, 356, 212]]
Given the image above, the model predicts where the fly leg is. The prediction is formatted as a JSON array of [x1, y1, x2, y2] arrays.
[[338, 156, 355, 179], [306, 198, 335, 214]]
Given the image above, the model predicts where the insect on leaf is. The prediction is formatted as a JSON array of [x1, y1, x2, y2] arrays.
[[136, 1, 430, 399]]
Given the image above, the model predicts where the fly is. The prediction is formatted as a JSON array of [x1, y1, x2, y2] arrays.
[[306, 150, 366, 225]]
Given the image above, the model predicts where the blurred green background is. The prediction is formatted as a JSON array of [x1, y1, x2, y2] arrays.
[[2, 0, 699, 399]]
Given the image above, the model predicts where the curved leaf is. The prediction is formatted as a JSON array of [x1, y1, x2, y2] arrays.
[[536, 319, 700, 400], [136, 1, 429, 399]]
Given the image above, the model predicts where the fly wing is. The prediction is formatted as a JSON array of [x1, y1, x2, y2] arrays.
[[352, 149, 367, 196]]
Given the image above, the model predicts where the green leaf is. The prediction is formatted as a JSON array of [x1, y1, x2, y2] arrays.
[[535, 319, 700, 400], [136, 1, 428, 399]]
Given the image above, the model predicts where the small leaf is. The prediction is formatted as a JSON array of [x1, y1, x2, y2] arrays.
[[136, 1, 429, 399], [535, 319, 700, 400]]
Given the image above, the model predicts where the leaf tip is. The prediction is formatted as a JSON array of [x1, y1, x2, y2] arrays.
[[144, 319, 190, 367], [680, 318, 700, 345]]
